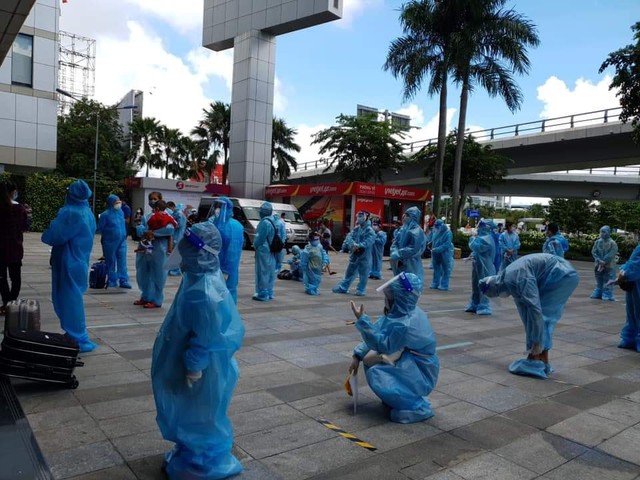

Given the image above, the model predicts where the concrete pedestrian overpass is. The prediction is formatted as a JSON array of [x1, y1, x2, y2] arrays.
[[290, 107, 640, 201]]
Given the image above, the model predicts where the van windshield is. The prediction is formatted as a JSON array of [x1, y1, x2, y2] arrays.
[[274, 210, 304, 223], [242, 206, 263, 221]]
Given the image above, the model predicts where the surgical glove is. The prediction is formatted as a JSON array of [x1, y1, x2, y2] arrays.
[[186, 370, 202, 388]]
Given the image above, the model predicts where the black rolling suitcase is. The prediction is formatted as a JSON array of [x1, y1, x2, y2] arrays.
[[0, 329, 83, 389]]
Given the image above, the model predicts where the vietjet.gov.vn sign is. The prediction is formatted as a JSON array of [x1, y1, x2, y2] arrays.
[[266, 182, 431, 201]]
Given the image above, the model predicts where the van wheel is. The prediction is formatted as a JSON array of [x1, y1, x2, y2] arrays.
[[243, 233, 251, 250]]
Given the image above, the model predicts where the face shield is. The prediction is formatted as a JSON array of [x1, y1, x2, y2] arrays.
[[207, 199, 228, 227], [164, 227, 221, 271], [376, 272, 419, 314]]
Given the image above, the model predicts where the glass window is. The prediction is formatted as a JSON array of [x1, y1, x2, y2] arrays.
[[12, 34, 33, 87]]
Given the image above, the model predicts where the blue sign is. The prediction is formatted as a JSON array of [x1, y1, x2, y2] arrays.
[[466, 209, 480, 218]]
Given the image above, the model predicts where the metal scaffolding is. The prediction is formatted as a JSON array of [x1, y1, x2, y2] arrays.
[[57, 31, 96, 114]]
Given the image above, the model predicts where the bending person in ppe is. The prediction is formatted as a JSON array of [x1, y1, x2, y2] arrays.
[[209, 197, 243, 303], [465, 221, 496, 315], [615, 244, 640, 352], [300, 232, 329, 295], [42, 179, 97, 352], [253, 202, 277, 301], [591, 225, 618, 301], [369, 219, 387, 280], [333, 211, 375, 296], [479, 253, 579, 379], [349, 272, 439, 423], [166, 201, 188, 277], [390, 207, 427, 283], [98, 194, 131, 288], [429, 219, 454, 291], [152, 221, 245, 480]]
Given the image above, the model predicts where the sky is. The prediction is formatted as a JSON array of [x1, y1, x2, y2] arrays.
[[58, 0, 640, 204]]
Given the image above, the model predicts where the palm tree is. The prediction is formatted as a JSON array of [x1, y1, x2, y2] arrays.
[[157, 126, 184, 179], [129, 117, 162, 177], [271, 117, 301, 182], [384, 0, 461, 216], [184, 136, 220, 183], [449, 0, 539, 229], [191, 101, 230, 183]]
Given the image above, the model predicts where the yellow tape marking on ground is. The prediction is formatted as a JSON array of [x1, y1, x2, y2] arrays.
[[318, 419, 377, 451]]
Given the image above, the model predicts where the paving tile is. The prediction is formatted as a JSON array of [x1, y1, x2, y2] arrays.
[[599, 426, 640, 466], [98, 411, 158, 439], [542, 449, 640, 480], [450, 452, 536, 480], [494, 432, 587, 474], [232, 404, 307, 436], [310, 456, 410, 480], [111, 430, 173, 461], [28, 405, 93, 432], [463, 386, 538, 413], [504, 399, 581, 429], [550, 387, 613, 410], [588, 399, 640, 426], [452, 415, 538, 450], [428, 401, 495, 431], [126, 454, 165, 480], [587, 359, 639, 376], [73, 381, 152, 405], [583, 378, 640, 396], [19, 390, 81, 415], [46, 441, 124, 480], [36, 418, 107, 455], [266, 378, 342, 402], [237, 460, 284, 480], [68, 464, 136, 480], [420, 471, 466, 480], [353, 420, 441, 453], [228, 390, 284, 415], [84, 395, 156, 421], [547, 411, 628, 447]]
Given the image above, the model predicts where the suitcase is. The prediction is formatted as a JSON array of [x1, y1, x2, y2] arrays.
[[89, 261, 108, 289], [4, 299, 41, 333], [0, 329, 83, 389]]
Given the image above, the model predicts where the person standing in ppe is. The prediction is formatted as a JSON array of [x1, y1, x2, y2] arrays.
[[590, 225, 618, 301], [543, 224, 568, 258], [333, 211, 375, 296], [98, 194, 131, 289], [430, 219, 454, 291], [465, 220, 496, 315], [208, 197, 243, 303], [166, 201, 187, 277], [499, 222, 521, 271], [273, 211, 287, 273], [349, 272, 439, 423], [369, 219, 387, 280], [390, 206, 427, 284], [479, 253, 579, 378], [135, 192, 175, 309], [42, 180, 97, 352], [253, 202, 277, 301], [300, 232, 329, 295], [152, 221, 245, 480], [615, 244, 640, 352]]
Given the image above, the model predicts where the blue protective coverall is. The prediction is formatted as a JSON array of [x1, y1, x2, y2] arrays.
[[151, 221, 245, 480], [167, 206, 188, 277], [543, 233, 568, 258], [210, 197, 243, 303], [288, 245, 302, 281], [369, 228, 387, 280], [591, 226, 618, 301], [41, 180, 97, 352], [341, 231, 353, 253], [429, 219, 454, 291], [98, 194, 129, 288], [353, 273, 439, 423], [333, 218, 375, 296], [390, 207, 427, 284], [300, 242, 329, 295], [480, 253, 579, 379], [618, 245, 640, 351], [465, 226, 496, 315], [499, 230, 521, 270], [273, 214, 287, 272], [136, 212, 175, 307], [253, 202, 277, 301]]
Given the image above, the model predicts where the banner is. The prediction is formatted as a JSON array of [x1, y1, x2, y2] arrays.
[[266, 182, 431, 201], [354, 196, 384, 220]]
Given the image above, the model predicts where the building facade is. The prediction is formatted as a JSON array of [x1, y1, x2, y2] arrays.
[[0, 0, 59, 174]]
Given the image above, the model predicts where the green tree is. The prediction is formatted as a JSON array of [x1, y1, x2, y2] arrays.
[[548, 198, 595, 233], [129, 117, 162, 177], [57, 99, 133, 181], [599, 22, 640, 144], [271, 117, 301, 182], [597, 200, 640, 232], [311, 114, 408, 183], [191, 101, 231, 183], [418, 132, 510, 222], [526, 203, 547, 218], [449, 0, 539, 231], [156, 126, 184, 179]]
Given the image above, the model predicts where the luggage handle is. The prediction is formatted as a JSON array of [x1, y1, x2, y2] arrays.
[[76, 361, 84, 367]]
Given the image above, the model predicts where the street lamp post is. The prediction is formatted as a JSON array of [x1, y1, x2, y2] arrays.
[[56, 88, 137, 212]]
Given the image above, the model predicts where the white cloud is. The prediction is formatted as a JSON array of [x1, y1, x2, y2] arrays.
[[124, 0, 203, 34], [293, 123, 329, 170], [338, 0, 384, 28]]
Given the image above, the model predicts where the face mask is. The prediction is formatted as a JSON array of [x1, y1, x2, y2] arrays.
[[148, 200, 157, 208], [12, 191, 18, 201], [214, 207, 221, 217], [113, 203, 122, 210], [310, 240, 320, 247], [402, 215, 410, 225], [373, 225, 379, 232], [166, 208, 173, 215], [357, 216, 366, 225]]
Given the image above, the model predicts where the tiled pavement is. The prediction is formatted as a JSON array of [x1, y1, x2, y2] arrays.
[[8, 232, 640, 479]]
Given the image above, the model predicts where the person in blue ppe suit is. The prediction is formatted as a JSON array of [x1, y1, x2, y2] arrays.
[[208, 197, 243, 303], [490, 223, 502, 272], [479, 253, 579, 379], [349, 272, 439, 423], [369, 219, 387, 280], [333, 211, 375, 296], [167, 201, 187, 277], [253, 202, 277, 301], [615, 244, 640, 352], [341, 230, 353, 253], [543, 223, 568, 258], [300, 232, 329, 295], [465, 221, 496, 315], [499, 222, 521, 271], [273, 212, 287, 273], [135, 191, 175, 309], [430, 219, 454, 291], [288, 245, 302, 281], [590, 225, 618, 301], [42, 180, 97, 352], [152, 221, 245, 480], [98, 194, 131, 289], [390, 207, 427, 284]]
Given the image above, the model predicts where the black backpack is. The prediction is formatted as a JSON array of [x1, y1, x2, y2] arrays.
[[266, 218, 284, 253]]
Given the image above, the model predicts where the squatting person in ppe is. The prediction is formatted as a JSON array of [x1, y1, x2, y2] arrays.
[[333, 210, 376, 296], [390, 206, 427, 284], [135, 192, 175, 309], [479, 253, 579, 379], [151, 221, 245, 479], [591, 225, 618, 301], [42, 180, 97, 352], [348, 272, 439, 423]]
